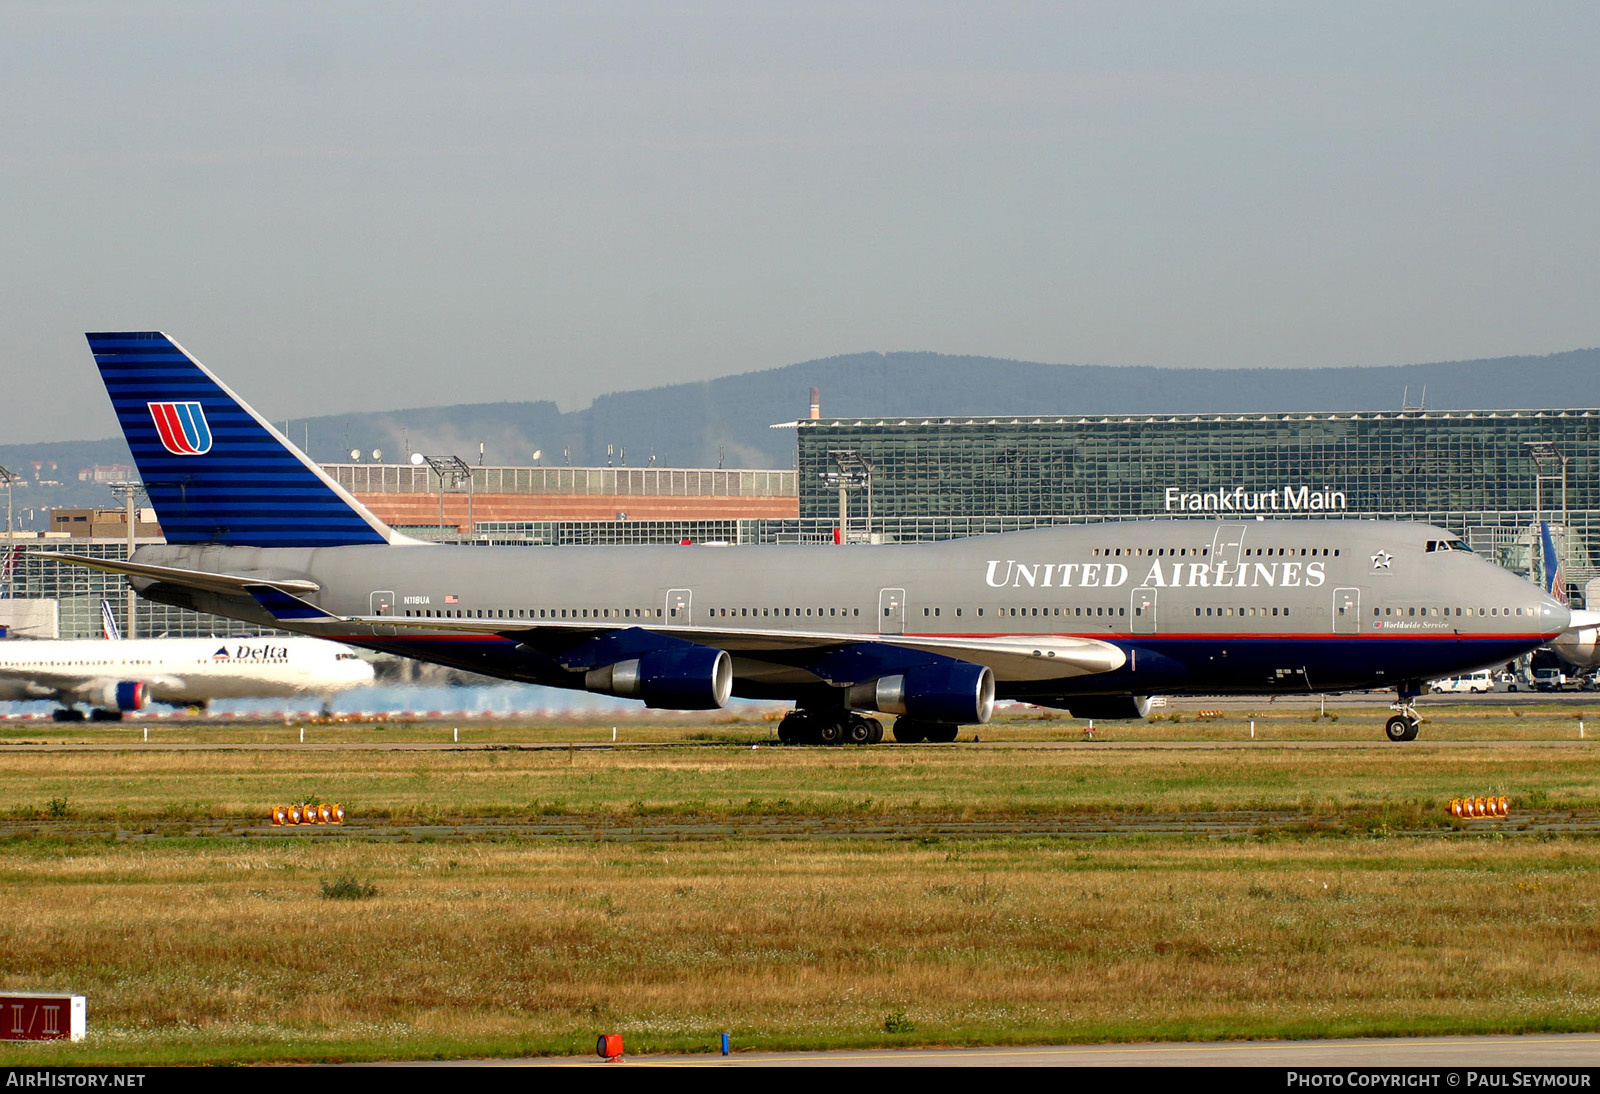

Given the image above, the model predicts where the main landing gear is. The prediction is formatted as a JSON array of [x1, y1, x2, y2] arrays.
[[776, 708, 884, 746], [776, 709, 962, 745], [890, 718, 959, 744], [1384, 684, 1423, 742]]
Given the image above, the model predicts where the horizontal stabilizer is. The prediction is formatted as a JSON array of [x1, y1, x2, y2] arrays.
[[35, 552, 320, 599]]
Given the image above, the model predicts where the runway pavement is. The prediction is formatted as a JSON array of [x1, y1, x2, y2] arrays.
[[405, 1032, 1600, 1067]]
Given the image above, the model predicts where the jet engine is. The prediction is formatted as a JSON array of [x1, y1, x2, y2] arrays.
[[848, 663, 995, 725], [86, 681, 148, 712], [1064, 695, 1152, 720], [584, 647, 732, 709], [1551, 608, 1600, 669]]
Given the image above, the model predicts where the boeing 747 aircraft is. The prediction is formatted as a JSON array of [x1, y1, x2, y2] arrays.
[[0, 633, 375, 720], [43, 332, 1588, 743]]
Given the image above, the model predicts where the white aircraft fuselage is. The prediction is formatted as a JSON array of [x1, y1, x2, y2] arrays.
[[0, 636, 375, 714]]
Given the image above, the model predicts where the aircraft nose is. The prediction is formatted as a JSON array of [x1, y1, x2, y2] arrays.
[[1538, 596, 1571, 636]]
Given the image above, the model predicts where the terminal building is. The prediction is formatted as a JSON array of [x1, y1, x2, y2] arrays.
[[4, 405, 1596, 638], [792, 408, 1600, 603]]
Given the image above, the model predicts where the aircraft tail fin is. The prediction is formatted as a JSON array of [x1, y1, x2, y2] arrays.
[[86, 332, 411, 548], [1541, 521, 1568, 604], [100, 598, 122, 641]]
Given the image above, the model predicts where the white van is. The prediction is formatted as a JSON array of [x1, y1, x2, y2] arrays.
[[1431, 670, 1495, 694]]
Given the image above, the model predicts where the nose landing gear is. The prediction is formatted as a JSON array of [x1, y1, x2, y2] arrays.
[[1384, 683, 1423, 742]]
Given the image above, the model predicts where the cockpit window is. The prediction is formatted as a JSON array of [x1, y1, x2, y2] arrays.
[[1425, 539, 1473, 554]]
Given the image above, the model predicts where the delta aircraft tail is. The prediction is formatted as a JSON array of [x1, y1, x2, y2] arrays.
[[86, 332, 409, 548]]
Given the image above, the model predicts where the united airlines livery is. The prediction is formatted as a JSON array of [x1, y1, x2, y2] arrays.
[[42, 332, 1596, 743]]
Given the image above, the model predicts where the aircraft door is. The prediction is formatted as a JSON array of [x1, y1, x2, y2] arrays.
[[666, 588, 692, 625], [1333, 587, 1360, 635], [1212, 524, 1246, 569], [878, 588, 905, 635], [369, 590, 396, 636], [1130, 586, 1158, 635]]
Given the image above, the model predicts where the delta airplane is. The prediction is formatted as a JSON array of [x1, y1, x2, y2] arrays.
[[41, 332, 1592, 744], [0, 632, 375, 720]]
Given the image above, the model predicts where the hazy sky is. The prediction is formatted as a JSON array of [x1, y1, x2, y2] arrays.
[[4, 1, 1598, 442]]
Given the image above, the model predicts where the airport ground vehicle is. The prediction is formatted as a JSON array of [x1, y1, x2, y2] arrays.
[[46, 332, 1584, 744], [1431, 671, 1495, 694], [1535, 667, 1572, 691]]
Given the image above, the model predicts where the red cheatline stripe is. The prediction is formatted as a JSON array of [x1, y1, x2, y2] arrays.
[[322, 630, 1557, 644]]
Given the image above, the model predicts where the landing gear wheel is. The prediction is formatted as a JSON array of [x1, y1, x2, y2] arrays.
[[51, 709, 86, 723], [892, 718, 928, 743], [845, 714, 880, 745], [817, 718, 845, 746], [778, 710, 818, 746], [89, 709, 125, 723], [926, 722, 960, 743], [1384, 715, 1420, 742]]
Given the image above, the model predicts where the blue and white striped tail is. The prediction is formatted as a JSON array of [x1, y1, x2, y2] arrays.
[[87, 332, 403, 548]]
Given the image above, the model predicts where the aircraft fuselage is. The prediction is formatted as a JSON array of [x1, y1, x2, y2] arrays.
[[127, 518, 1563, 706]]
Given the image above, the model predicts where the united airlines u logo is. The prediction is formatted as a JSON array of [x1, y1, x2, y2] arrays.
[[147, 401, 213, 455]]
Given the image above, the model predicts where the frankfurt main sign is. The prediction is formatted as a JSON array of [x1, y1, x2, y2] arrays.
[[1163, 486, 1348, 513]]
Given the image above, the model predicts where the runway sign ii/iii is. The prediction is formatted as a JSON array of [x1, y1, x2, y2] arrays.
[[1, 992, 87, 1041]]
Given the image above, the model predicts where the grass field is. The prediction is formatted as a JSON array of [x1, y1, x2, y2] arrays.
[[1, 701, 1598, 1064]]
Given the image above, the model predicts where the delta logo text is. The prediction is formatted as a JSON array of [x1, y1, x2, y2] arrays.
[[212, 645, 290, 663], [148, 401, 213, 455], [1164, 485, 1347, 512]]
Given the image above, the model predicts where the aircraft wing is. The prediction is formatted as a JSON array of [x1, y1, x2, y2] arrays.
[[333, 614, 1126, 683], [0, 667, 186, 699]]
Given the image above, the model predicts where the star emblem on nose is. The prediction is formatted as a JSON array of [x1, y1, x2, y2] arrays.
[[1371, 550, 1393, 570]]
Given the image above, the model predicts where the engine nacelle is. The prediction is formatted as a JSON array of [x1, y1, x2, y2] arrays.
[[1552, 625, 1600, 669], [87, 681, 148, 712], [584, 646, 732, 710], [1064, 695, 1152, 720], [849, 663, 995, 725]]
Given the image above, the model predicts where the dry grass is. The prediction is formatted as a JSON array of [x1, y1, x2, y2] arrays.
[[1, 709, 1598, 1062], [2, 837, 1599, 1063], [1, 733, 1598, 823]]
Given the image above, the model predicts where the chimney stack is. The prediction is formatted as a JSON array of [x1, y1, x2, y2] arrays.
[[809, 387, 821, 420]]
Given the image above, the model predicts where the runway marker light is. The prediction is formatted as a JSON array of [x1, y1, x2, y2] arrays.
[[597, 1033, 624, 1061], [268, 802, 346, 826], [1449, 796, 1509, 818]]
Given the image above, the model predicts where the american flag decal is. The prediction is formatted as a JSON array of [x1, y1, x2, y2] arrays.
[[444, 594, 459, 604], [147, 401, 213, 455]]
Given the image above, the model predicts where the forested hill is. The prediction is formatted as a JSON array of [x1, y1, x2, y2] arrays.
[[7, 349, 1599, 503]]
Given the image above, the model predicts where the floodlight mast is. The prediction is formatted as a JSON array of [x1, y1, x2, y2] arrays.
[[420, 454, 474, 537], [107, 480, 147, 638], [0, 464, 15, 600], [824, 450, 874, 543]]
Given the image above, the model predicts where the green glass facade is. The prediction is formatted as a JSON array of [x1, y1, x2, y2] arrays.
[[796, 411, 1600, 518], [794, 410, 1600, 601]]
